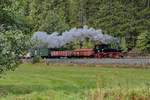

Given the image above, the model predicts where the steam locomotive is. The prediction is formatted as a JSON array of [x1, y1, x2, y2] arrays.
[[29, 44, 123, 58]]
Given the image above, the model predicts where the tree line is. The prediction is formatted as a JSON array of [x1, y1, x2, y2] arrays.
[[1, 0, 150, 52]]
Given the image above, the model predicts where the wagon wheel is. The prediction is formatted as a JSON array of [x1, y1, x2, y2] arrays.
[[99, 54, 104, 58], [106, 54, 110, 58], [116, 55, 123, 59]]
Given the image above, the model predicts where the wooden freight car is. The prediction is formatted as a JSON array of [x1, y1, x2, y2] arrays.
[[50, 49, 94, 58]]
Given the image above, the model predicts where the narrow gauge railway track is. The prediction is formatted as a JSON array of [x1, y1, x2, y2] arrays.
[[23, 58, 150, 65]]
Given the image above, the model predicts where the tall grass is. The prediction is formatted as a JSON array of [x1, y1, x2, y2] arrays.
[[85, 87, 150, 100]]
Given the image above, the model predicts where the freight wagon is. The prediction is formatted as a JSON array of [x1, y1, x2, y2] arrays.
[[73, 49, 94, 57], [30, 48, 51, 58], [29, 44, 123, 58]]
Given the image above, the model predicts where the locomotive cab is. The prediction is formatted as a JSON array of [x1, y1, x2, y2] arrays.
[[93, 44, 111, 53]]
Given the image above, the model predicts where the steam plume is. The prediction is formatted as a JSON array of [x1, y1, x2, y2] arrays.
[[33, 25, 118, 48]]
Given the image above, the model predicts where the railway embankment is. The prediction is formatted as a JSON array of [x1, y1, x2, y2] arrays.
[[22, 58, 150, 66]]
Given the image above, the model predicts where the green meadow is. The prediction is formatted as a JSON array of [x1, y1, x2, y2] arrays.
[[0, 63, 150, 100]]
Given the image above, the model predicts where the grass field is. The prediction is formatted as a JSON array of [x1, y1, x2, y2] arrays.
[[0, 63, 150, 100]]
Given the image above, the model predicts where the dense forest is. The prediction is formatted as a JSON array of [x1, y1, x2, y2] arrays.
[[1, 0, 150, 52]]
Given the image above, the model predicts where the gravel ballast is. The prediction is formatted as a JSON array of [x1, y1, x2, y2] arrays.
[[23, 58, 150, 65]]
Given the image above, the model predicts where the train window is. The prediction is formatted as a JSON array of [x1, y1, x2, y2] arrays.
[[96, 46, 99, 49], [35, 50, 37, 55]]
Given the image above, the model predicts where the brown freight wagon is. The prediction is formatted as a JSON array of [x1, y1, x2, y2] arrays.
[[73, 48, 94, 57], [51, 51, 73, 57], [50, 49, 94, 58]]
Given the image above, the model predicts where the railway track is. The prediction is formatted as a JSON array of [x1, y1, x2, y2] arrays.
[[23, 58, 150, 65]]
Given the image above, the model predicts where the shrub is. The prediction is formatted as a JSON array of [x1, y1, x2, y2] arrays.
[[137, 31, 150, 53], [32, 56, 42, 64], [0, 27, 33, 74]]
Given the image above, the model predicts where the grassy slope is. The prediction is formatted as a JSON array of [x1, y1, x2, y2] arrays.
[[0, 64, 150, 99]]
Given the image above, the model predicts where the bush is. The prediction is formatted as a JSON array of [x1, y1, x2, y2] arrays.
[[32, 56, 42, 64], [0, 27, 33, 74], [137, 31, 150, 53]]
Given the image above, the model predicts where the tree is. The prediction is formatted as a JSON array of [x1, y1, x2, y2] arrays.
[[1, 0, 150, 51], [0, 0, 15, 25], [39, 11, 69, 34], [136, 31, 150, 53], [118, 37, 128, 52], [0, 26, 33, 74]]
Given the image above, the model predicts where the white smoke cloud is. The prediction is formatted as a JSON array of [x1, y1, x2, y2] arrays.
[[32, 25, 118, 48]]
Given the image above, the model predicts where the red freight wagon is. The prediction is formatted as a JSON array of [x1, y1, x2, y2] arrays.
[[51, 51, 73, 57], [73, 48, 94, 57]]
